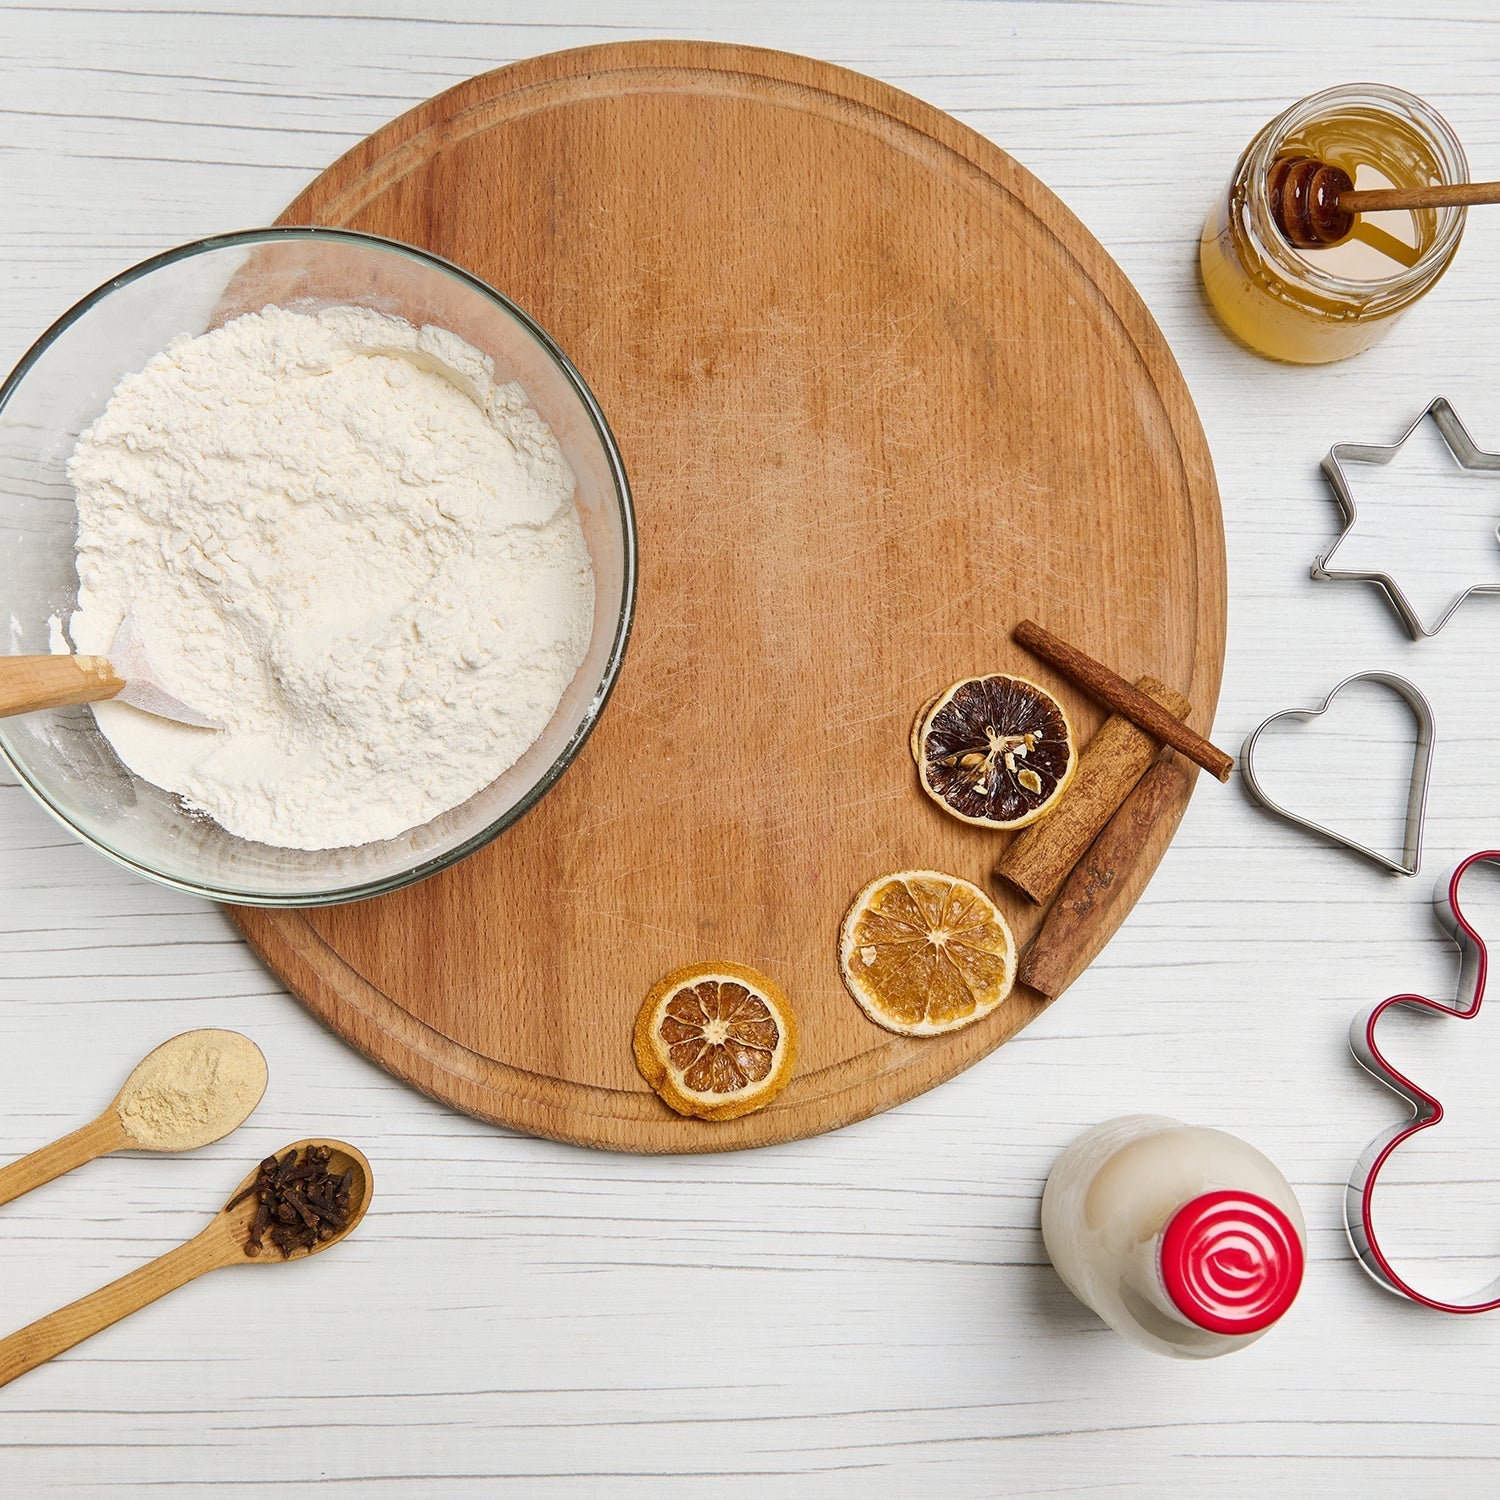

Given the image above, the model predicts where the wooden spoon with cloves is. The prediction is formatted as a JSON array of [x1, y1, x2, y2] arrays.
[[0, 1140, 373, 1388]]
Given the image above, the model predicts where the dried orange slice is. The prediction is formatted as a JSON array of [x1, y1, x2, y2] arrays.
[[915, 674, 1075, 828], [633, 961, 798, 1121], [839, 870, 1016, 1036]]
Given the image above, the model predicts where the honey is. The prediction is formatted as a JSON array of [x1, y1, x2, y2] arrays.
[[1200, 85, 1468, 363]]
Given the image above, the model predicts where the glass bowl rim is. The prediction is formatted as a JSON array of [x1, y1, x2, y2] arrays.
[[0, 225, 638, 907]]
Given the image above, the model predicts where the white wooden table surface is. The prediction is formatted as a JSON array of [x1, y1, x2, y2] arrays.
[[7, 1, 1500, 1493]]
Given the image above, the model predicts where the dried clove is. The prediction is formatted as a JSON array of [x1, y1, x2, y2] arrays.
[[228, 1144, 353, 1258]]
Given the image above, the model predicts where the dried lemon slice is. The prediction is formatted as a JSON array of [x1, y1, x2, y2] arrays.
[[633, 961, 798, 1121], [915, 674, 1075, 828], [839, 870, 1017, 1036]]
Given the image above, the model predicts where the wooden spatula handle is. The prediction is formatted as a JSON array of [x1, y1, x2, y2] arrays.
[[0, 1226, 227, 1388], [0, 1114, 130, 1209], [0, 655, 123, 717]]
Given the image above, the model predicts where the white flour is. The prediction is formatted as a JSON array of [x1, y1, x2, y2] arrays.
[[66, 305, 594, 850]]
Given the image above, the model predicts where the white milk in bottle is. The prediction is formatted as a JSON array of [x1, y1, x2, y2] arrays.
[[1041, 1115, 1305, 1359]]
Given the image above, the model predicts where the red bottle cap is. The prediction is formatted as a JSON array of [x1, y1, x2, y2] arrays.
[[1159, 1190, 1304, 1335]]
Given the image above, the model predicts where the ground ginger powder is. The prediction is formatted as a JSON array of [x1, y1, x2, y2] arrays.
[[115, 1030, 267, 1151]]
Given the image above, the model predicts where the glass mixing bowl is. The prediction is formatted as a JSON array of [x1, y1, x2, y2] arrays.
[[0, 228, 636, 905]]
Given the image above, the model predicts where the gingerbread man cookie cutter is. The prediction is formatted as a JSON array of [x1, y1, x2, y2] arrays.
[[1347, 851, 1500, 1312]]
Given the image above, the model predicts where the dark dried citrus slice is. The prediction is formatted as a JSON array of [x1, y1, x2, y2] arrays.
[[909, 693, 941, 764], [633, 961, 797, 1121], [915, 674, 1075, 828]]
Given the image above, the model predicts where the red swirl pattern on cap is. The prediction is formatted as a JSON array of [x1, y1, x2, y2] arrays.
[[1159, 1190, 1304, 1335]]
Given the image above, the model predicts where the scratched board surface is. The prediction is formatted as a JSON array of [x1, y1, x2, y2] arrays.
[[230, 41, 1225, 1151]]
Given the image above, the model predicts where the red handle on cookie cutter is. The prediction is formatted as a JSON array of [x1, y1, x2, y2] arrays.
[[1347, 850, 1500, 1313]]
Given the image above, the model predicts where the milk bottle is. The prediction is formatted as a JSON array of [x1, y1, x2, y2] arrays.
[[1041, 1115, 1305, 1358]]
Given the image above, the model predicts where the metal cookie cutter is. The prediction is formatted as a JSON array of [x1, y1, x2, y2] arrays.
[[1313, 396, 1500, 639], [1241, 672, 1435, 876], [1348, 852, 1500, 1313]]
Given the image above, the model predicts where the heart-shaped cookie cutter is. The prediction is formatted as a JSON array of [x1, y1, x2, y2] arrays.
[[1347, 852, 1500, 1312], [1241, 672, 1436, 877]]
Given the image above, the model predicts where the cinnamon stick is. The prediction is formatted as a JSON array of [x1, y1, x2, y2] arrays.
[[1021, 758, 1191, 999], [996, 675, 1189, 905], [1013, 620, 1232, 783]]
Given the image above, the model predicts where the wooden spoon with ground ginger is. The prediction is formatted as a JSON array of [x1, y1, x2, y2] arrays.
[[0, 1029, 267, 1207]]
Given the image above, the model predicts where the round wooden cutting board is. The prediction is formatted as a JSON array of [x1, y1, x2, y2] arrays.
[[232, 41, 1225, 1152]]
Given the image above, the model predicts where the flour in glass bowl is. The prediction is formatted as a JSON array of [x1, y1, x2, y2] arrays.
[[65, 305, 595, 850]]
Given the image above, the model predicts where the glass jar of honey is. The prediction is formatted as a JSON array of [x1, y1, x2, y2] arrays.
[[1200, 84, 1469, 363]]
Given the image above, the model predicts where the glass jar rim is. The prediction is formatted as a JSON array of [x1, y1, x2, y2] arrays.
[[1243, 82, 1469, 302]]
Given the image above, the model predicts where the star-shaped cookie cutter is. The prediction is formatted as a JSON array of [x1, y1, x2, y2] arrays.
[[1313, 396, 1500, 639]]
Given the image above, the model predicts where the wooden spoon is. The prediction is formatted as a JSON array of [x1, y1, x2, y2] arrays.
[[0, 1030, 267, 1208], [0, 1139, 372, 1389]]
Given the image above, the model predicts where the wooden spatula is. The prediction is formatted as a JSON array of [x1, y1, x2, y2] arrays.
[[0, 615, 219, 727]]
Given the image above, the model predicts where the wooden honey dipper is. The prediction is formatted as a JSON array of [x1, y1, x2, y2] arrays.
[[1269, 153, 1500, 248]]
